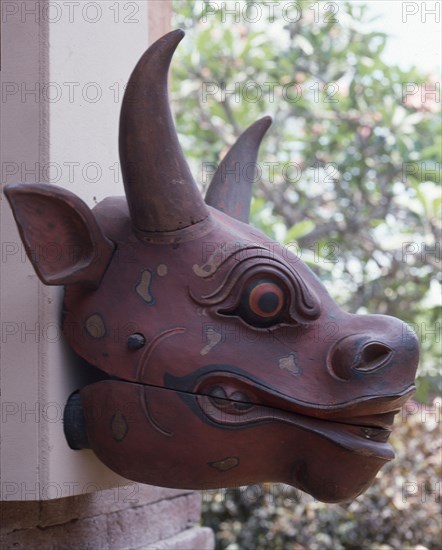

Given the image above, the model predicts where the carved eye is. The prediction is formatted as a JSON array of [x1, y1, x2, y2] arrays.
[[227, 277, 287, 328], [248, 281, 284, 318]]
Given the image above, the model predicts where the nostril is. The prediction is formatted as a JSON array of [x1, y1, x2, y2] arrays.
[[356, 342, 393, 372], [328, 336, 394, 381]]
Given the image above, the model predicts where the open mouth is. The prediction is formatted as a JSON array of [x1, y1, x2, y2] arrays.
[[66, 362, 415, 464], [194, 374, 415, 461]]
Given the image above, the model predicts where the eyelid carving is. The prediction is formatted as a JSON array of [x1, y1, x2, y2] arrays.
[[190, 250, 321, 326]]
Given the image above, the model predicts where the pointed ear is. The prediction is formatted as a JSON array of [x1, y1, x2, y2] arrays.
[[4, 183, 114, 288]]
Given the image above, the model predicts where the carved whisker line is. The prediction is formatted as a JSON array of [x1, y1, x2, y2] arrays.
[[138, 385, 174, 437], [136, 327, 186, 381]]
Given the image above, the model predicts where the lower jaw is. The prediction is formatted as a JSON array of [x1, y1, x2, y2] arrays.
[[288, 445, 389, 502], [197, 395, 395, 461], [72, 380, 393, 502]]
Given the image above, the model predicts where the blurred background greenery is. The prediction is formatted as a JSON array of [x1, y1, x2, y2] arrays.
[[171, 1, 441, 548]]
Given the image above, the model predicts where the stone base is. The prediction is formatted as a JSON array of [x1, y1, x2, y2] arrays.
[[0, 486, 214, 550], [144, 527, 214, 550]]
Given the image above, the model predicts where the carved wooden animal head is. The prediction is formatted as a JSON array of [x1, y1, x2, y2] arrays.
[[5, 30, 419, 503]]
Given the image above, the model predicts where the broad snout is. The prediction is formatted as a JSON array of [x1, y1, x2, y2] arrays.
[[327, 313, 419, 389]]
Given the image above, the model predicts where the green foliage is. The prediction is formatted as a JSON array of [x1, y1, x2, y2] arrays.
[[171, 1, 441, 398]]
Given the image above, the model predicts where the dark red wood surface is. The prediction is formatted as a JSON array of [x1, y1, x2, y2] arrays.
[[4, 30, 419, 502]]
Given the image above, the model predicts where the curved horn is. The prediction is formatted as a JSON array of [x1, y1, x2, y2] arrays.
[[119, 29, 208, 233], [205, 116, 272, 223]]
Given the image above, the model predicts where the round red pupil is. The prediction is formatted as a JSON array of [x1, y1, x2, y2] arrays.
[[249, 283, 283, 317]]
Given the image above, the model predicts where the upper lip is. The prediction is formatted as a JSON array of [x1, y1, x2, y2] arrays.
[[194, 371, 415, 418]]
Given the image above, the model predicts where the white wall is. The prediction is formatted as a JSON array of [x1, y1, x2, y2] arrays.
[[1, 0, 150, 499]]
